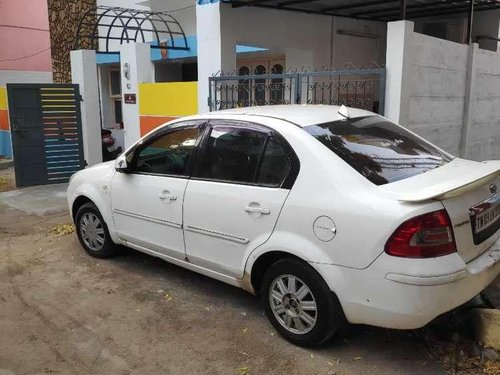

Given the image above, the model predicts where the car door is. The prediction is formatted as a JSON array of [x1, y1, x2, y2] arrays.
[[111, 121, 205, 260], [183, 120, 298, 278]]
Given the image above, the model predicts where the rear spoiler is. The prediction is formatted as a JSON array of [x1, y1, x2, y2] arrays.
[[397, 160, 500, 203]]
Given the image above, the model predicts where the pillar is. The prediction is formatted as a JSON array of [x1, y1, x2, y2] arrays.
[[196, 2, 236, 113], [384, 20, 414, 126], [119, 42, 153, 149], [70, 49, 102, 166]]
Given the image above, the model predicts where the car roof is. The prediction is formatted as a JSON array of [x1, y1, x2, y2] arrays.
[[201, 104, 376, 127]]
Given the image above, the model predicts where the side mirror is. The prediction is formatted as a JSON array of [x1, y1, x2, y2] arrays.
[[115, 156, 129, 173]]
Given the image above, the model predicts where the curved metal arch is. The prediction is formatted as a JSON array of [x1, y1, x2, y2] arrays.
[[74, 6, 189, 53]]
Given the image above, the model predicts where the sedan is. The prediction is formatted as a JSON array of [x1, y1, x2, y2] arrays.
[[67, 105, 500, 347]]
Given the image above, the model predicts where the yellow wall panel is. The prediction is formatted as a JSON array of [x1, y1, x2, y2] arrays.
[[139, 82, 198, 117], [0, 87, 7, 110]]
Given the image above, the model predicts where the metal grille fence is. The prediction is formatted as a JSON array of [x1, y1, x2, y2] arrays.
[[208, 68, 386, 115]]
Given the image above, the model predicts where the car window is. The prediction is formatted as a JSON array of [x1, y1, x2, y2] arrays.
[[199, 126, 268, 184], [304, 116, 453, 185], [256, 137, 291, 186], [133, 127, 200, 176]]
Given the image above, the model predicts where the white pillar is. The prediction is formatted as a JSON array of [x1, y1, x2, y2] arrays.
[[70, 50, 102, 166], [384, 21, 414, 126], [285, 48, 314, 104], [119, 43, 153, 149], [196, 2, 236, 113]]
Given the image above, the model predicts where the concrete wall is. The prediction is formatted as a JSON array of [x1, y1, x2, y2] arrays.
[[467, 48, 500, 160], [385, 21, 500, 161], [408, 32, 469, 156]]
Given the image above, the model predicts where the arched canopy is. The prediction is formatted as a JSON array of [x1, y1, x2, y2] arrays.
[[75, 6, 189, 53]]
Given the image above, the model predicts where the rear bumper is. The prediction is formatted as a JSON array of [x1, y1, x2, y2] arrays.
[[314, 239, 500, 329]]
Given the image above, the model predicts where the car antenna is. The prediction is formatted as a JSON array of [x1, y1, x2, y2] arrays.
[[338, 105, 350, 119]]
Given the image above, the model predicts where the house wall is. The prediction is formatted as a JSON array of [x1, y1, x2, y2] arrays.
[[0, 0, 53, 91], [139, 82, 198, 136], [385, 21, 500, 161], [218, 3, 387, 71], [197, 2, 387, 112], [0, 0, 52, 73]]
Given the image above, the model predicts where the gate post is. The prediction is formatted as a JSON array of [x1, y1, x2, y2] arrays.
[[384, 20, 414, 126], [70, 50, 102, 166], [119, 43, 153, 149]]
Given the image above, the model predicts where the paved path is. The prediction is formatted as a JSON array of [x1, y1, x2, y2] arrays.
[[0, 183, 67, 215]]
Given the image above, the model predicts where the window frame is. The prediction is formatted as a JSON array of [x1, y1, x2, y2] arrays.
[[109, 69, 121, 98], [125, 120, 207, 179], [191, 120, 300, 189]]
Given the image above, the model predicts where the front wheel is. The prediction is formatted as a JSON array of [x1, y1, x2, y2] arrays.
[[261, 258, 345, 347], [75, 202, 120, 258]]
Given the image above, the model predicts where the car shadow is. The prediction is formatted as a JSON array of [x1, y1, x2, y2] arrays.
[[104, 246, 482, 373]]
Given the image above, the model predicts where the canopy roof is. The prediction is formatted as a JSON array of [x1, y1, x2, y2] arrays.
[[224, 0, 500, 21]]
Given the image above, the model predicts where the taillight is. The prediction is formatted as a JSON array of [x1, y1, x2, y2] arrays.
[[385, 209, 456, 258]]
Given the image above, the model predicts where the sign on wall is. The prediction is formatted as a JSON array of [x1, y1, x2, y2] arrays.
[[124, 93, 136, 104]]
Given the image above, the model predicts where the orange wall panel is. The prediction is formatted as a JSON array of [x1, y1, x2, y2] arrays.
[[140, 116, 177, 136], [0, 110, 9, 131]]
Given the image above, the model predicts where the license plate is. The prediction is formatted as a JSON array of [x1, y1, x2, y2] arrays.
[[470, 193, 500, 242], [475, 204, 500, 233]]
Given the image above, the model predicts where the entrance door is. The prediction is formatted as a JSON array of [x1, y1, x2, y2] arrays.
[[7, 84, 85, 187]]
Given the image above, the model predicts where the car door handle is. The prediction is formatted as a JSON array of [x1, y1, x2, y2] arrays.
[[158, 192, 177, 201], [245, 206, 270, 215]]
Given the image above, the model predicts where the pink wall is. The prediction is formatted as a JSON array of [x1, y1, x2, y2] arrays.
[[0, 0, 52, 71]]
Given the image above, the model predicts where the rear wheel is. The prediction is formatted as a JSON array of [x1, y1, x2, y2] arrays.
[[75, 202, 119, 258], [261, 258, 344, 347]]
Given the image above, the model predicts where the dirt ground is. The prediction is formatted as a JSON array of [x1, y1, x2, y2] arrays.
[[0, 168, 15, 192], [0, 183, 499, 374]]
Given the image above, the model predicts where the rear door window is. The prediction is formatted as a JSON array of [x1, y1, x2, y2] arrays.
[[256, 137, 291, 186], [196, 123, 292, 187], [304, 116, 453, 185], [199, 126, 268, 184]]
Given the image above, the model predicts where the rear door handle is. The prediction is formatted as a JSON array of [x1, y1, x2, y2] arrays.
[[158, 191, 177, 201], [245, 206, 270, 215]]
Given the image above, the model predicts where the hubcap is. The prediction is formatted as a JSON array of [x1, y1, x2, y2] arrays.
[[79, 212, 105, 251], [269, 274, 317, 334]]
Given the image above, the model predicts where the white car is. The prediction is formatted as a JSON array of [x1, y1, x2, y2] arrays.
[[68, 105, 500, 347]]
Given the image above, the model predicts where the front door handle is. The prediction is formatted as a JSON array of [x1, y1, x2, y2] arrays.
[[245, 205, 270, 215], [158, 191, 177, 201]]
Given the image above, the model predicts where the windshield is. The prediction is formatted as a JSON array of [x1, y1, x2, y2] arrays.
[[304, 116, 453, 185]]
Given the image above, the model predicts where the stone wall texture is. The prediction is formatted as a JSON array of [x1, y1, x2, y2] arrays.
[[48, 0, 96, 83]]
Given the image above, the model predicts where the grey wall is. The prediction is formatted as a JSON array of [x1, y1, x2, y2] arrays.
[[407, 33, 469, 156], [386, 21, 500, 161], [468, 48, 500, 160]]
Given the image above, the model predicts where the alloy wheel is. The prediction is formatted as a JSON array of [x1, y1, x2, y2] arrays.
[[269, 274, 318, 334]]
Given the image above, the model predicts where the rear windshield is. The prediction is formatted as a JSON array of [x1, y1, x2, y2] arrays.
[[304, 116, 453, 185]]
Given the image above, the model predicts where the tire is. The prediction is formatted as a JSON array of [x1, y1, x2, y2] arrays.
[[75, 202, 119, 258], [261, 258, 345, 347]]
